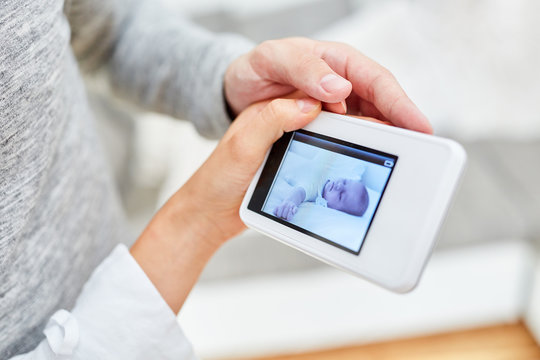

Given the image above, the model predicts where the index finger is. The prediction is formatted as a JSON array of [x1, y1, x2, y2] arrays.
[[317, 43, 433, 134]]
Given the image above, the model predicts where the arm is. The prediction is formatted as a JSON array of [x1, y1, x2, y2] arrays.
[[11, 97, 321, 359], [66, 0, 253, 137], [130, 97, 321, 312], [67, 1, 431, 137], [11, 244, 197, 360]]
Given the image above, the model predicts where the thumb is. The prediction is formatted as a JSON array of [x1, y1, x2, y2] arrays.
[[256, 40, 352, 103], [243, 98, 321, 158]]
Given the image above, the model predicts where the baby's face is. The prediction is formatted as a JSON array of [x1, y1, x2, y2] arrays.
[[322, 178, 368, 216]]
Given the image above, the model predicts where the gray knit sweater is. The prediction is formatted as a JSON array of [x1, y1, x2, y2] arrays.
[[0, 0, 251, 357]]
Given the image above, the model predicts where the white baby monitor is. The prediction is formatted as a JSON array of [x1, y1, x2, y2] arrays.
[[240, 111, 466, 292]]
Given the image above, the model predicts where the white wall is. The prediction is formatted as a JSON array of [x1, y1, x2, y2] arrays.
[[315, 0, 540, 140], [160, 0, 320, 16], [155, 0, 540, 140]]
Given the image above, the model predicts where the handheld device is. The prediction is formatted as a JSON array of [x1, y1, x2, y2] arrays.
[[240, 111, 466, 292]]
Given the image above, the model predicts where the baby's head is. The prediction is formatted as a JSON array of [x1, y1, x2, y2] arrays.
[[322, 178, 369, 216]]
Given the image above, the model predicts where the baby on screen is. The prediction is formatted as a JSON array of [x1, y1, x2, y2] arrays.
[[273, 153, 369, 221]]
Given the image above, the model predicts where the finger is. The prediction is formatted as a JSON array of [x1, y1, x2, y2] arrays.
[[282, 204, 290, 219], [286, 208, 292, 221], [347, 97, 390, 123], [235, 98, 322, 162], [254, 39, 352, 104], [317, 43, 433, 134], [287, 206, 295, 220], [283, 90, 347, 115], [358, 99, 388, 121], [347, 114, 395, 127], [280, 205, 288, 219], [322, 100, 347, 114], [357, 69, 432, 133], [284, 204, 291, 216]]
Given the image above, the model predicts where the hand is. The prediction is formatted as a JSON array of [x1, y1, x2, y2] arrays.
[[178, 97, 321, 244], [131, 97, 321, 312], [225, 37, 432, 134], [274, 200, 298, 221]]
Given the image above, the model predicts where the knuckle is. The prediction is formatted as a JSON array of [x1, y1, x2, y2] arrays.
[[339, 41, 357, 53], [375, 64, 394, 80], [286, 36, 311, 47], [387, 95, 403, 119], [252, 40, 278, 69], [382, 68, 395, 81], [227, 131, 250, 163], [264, 99, 287, 121], [299, 53, 327, 71], [256, 40, 278, 57], [367, 71, 388, 101], [297, 54, 317, 69]]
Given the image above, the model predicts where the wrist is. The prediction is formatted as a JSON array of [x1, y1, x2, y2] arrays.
[[224, 52, 255, 116], [145, 191, 227, 257], [223, 86, 237, 121], [223, 61, 239, 117]]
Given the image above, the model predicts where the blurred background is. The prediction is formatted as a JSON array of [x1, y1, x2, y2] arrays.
[[88, 0, 540, 358]]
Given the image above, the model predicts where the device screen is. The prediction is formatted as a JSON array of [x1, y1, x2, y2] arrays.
[[248, 130, 397, 254]]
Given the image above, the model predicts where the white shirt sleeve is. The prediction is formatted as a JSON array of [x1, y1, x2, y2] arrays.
[[11, 244, 198, 360]]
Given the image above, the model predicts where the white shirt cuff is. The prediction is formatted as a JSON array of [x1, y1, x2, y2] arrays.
[[37, 244, 197, 360]]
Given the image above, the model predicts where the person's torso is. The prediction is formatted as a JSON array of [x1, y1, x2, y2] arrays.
[[0, 0, 128, 356]]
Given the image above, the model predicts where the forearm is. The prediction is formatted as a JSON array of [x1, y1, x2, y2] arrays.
[[130, 98, 321, 313], [130, 187, 223, 314], [67, 0, 252, 137], [106, 6, 252, 136]]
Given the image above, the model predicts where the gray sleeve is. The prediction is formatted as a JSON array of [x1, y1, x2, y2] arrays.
[[66, 0, 254, 138]]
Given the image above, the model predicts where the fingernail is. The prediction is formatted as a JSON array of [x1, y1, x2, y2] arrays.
[[320, 74, 350, 93], [340, 100, 347, 113], [297, 98, 319, 113]]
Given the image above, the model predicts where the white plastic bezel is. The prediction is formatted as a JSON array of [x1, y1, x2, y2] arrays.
[[240, 111, 466, 292]]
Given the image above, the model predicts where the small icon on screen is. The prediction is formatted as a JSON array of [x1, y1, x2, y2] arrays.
[[384, 160, 394, 167]]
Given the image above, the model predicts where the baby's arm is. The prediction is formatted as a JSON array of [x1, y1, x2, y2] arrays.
[[274, 186, 306, 221]]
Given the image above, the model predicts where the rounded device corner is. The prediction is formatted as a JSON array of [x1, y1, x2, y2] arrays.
[[388, 275, 421, 294]]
